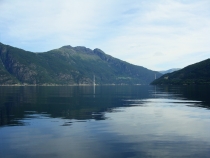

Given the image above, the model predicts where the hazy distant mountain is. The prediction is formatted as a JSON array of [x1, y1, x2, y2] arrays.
[[159, 68, 180, 74], [151, 59, 210, 85], [0, 42, 161, 85]]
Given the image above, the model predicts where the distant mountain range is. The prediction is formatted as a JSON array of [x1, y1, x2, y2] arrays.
[[0, 42, 161, 85], [159, 68, 180, 74], [152, 59, 210, 85]]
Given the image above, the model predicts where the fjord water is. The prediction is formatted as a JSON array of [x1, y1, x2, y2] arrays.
[[0, 86, 210, 158]]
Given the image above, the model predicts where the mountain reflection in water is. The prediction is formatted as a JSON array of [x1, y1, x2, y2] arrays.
[[0, 85, 210, 158]]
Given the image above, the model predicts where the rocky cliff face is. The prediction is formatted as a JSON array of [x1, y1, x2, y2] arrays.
[[0, 42, 161, 85]]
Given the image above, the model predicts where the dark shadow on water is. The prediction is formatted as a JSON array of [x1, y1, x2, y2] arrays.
[[0, 86, 152, 126], [155, 85, 210, 108], [0, 85, 210, 126]]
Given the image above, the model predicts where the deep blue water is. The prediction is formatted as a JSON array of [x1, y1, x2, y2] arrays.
[[0, 85, 210, 158]]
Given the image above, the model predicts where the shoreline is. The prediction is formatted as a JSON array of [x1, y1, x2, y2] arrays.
[[0, 84, 144, 86]]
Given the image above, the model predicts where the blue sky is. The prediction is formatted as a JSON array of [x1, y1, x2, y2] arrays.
[[0, 0, 210, 71]]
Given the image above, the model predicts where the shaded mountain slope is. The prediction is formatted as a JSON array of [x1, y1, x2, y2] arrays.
[[151, 59, 210, 85], [0, 42, 161, 85]]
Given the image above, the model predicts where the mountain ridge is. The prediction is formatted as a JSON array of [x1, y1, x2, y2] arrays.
[[159, 68, 180, 74], [0, 42, 161, 85]]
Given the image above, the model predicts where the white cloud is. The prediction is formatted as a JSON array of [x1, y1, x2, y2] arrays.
[[0, 0, 210, 70], [101, 0, 210, 70]]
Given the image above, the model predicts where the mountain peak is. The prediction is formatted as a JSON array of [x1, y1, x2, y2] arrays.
[[61, 45, 73, 49], [93, 48, 105, 54], [94, 48, 104, 52]]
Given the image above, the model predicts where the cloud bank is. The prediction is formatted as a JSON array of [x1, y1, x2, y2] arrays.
[[0, 0, 210, 70]]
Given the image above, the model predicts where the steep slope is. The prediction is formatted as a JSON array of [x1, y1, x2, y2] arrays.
[[151, 59, 210, 85], [0, 42, 161, 85]]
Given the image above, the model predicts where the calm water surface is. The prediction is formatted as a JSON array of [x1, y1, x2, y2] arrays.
[[0, 85, 210, 158]]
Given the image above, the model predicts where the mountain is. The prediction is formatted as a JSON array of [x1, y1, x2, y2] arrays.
[[151, 59, 210, 85], [0, 42, 161, 85], [159, 68, 180, 74]]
